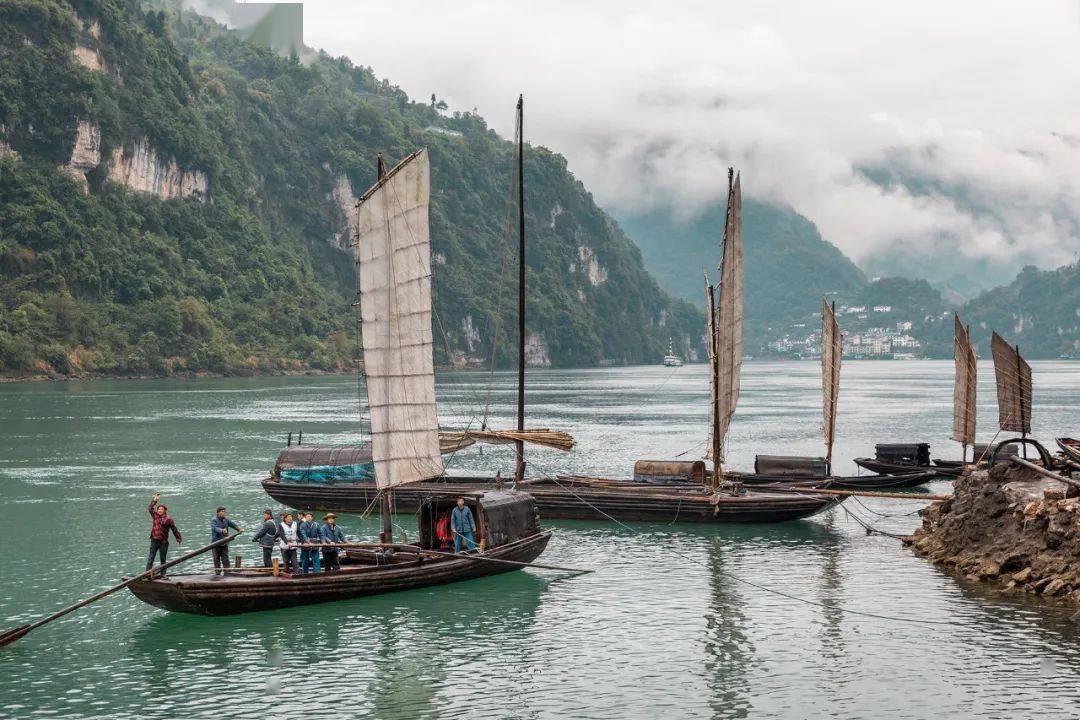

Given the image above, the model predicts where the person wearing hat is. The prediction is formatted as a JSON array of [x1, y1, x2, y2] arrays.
[[146, 493, 183, 577], [319, 513, 346, 573], [209, 506, 242, 574], [251, 509, 279, 568], [298, 511, 322, 574]]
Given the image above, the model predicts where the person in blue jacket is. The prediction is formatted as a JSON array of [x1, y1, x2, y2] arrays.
[[320, 513, 346, 572], [298, 511, 322, 574], [251, 509, 279, 567], [451, 497, 477, 552], [209, 506, 242, 574]]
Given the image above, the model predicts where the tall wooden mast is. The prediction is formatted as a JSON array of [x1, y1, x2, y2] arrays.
[[514, 94, 526, 486], [375, 152, 393, 544]]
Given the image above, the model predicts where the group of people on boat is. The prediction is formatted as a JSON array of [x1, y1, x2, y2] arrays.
[[145, 494, 479, 577]]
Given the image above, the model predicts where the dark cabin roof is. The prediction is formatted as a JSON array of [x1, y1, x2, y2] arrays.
[[275, 444, 372, 469]]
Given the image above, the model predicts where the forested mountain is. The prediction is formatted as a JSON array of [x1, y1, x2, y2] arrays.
[[0, 0, 703, 378], [929, 263, 1080, 359], [618, 199, 868, 343]]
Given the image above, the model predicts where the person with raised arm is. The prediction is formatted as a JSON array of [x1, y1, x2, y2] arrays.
[[146, 493, 183, 578]]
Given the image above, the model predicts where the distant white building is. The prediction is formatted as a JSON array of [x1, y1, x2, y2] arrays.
[[896, 321, 913, 331], [873, 305, 892, 313]]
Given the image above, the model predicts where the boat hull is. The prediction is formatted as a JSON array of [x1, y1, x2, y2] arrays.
[[853, 458, 961, 478], [262, 478, 838, 524], [734, 470, 937, 490], [127, 532, 551, 616]]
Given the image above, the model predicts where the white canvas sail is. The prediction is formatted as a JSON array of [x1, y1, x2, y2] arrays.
[[991, 331, 1032, 434], [951, 314, 977, 446], [355, 149, 444, 489], [821, 299, 841, 463], [713, 172, 744, 464]]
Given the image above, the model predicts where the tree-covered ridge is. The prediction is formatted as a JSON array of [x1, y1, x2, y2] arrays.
[[0, 0, 704, 377], [941, 263, 1080, 359], [618, 198, 868, 346]]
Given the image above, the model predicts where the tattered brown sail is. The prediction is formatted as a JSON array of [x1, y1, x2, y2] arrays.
[[951, 314, 977, 446], [714, 172, 744, 464], [821, 299, 842, 466], [991, 331, 1032, 434]]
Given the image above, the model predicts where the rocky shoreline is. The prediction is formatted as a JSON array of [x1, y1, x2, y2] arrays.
[[907, 463, 1080, 605]]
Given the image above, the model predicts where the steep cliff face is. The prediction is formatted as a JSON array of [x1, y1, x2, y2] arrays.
[[106, 137, 207, 199], [0, 0, 702, 377]]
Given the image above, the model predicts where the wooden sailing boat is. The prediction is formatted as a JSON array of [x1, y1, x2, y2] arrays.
[[130, 149, 551, 616], [989, 330, 1038, 461], [262, 120, 835, 523]]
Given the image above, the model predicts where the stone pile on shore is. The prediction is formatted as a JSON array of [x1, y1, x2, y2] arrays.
[[907, 463, 1080, 604]]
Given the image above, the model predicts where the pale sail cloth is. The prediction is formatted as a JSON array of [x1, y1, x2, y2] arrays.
[[951, 314, 977, 445], [355, 149, 444, 489], [713, 173, 744, 464], [821, 299, 842, 458], [990, 331, 1032, 434]]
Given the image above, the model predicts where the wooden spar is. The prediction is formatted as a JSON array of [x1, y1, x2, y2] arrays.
[[1010, 456, 1080, 490], [514, 93, 526, 487], [783, 487, 950, 501], [0, 533, 242, 647]]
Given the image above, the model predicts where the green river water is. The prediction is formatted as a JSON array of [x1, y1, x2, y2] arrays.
[[1, 361, 1079, 719]]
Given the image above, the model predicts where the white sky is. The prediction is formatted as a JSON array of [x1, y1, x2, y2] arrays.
[[298, 0, 1080, 274]]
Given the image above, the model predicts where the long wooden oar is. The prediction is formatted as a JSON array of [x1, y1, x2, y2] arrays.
[[414, 547, 593, 574], [0, 533, 242, 648], [296, 541, 593, 574]]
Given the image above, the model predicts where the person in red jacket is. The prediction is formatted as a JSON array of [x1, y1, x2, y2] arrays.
[[146, 492, 183, 577]]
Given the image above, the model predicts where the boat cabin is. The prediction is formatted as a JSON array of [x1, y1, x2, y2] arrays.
[[273, 444, 374, 484], [418, 490, 541, 552], [754, 455, 829, 479], [874, 443, 931, 467]]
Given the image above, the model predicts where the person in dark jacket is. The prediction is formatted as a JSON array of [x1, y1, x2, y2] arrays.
[[298, 512, 322, 574], [209, 506, 241, 574], [146, 493, 183, 577], [320, 513, 346, 572], [251, 509, 278, 567], [451, 497, 477, 552]]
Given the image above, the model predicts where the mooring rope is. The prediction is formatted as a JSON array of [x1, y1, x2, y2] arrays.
[[521, 457, 962, 627]]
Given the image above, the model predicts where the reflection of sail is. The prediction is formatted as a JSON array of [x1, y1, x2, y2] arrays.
[[704, 537, 755, 718], [951, 315, 977, 446], [355, 149, 444, 489], [814, 513, 846, 662], [991, 331, 1032, 434], [821, 299, 842, 466]]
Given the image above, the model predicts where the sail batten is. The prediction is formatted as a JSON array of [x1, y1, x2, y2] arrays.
[[821, 299, 842, 464], [990, 331, 1032, 434], [951, 315, 977, 446], [711, 172, 744, 466], [355, 149, 444, 489]]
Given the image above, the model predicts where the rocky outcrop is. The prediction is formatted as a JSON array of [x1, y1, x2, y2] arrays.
[[74, 18, 104, 71], [0, 124, 15, 160], [575, 245, 608, 286], [525, 332, 551, 367], [329, 174, 356, 250], [107, 139, 207, 201], [907, 464, 1080, 605], [62, 121, 101, 191]]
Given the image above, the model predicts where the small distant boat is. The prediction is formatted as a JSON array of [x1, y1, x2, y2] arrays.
[[662, 339, 683, 367]]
